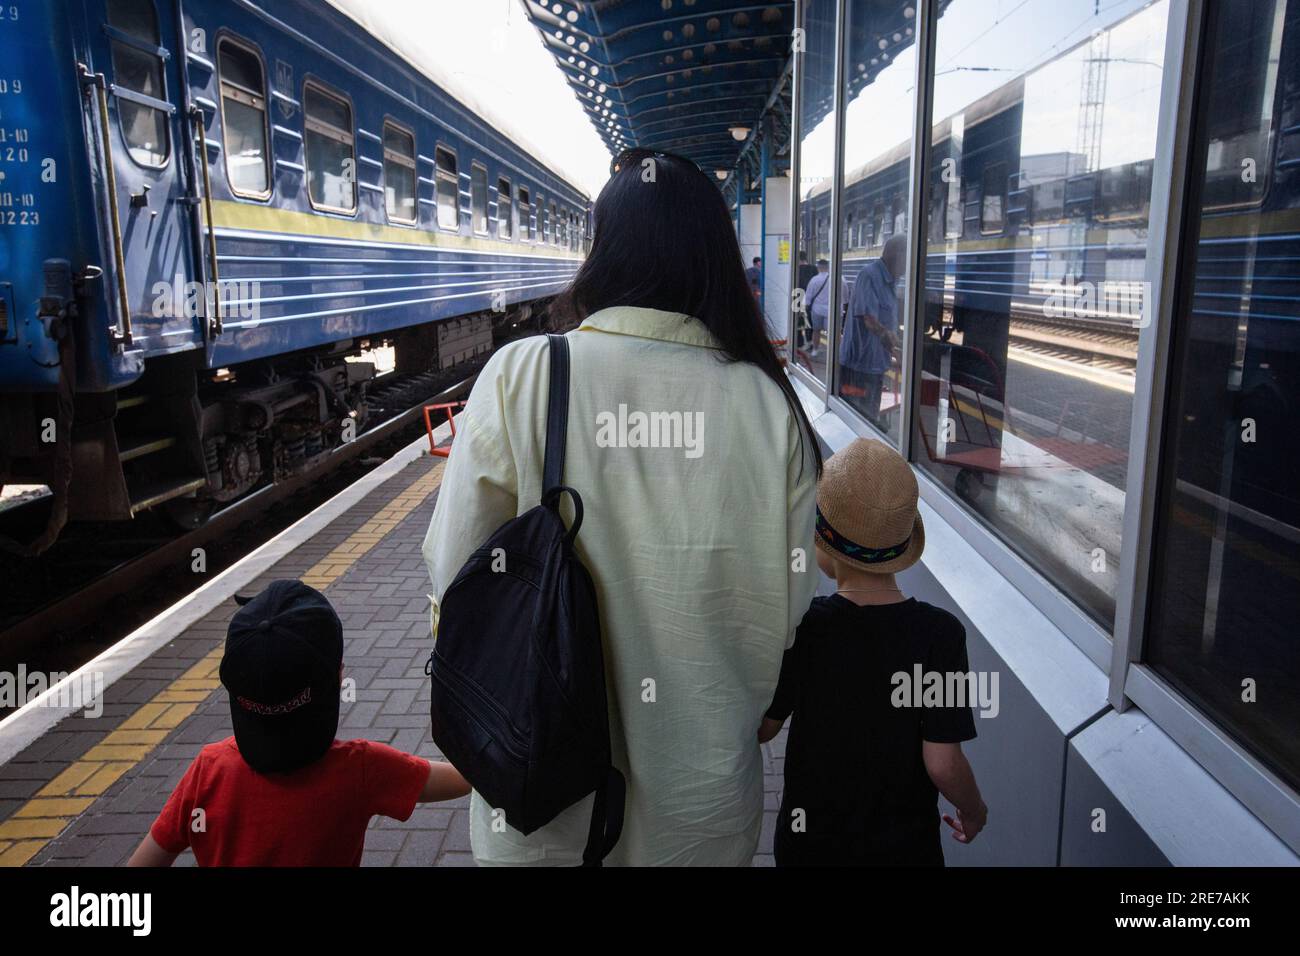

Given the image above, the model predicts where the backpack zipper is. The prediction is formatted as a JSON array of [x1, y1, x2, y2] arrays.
[[429, 657, 530, 762]]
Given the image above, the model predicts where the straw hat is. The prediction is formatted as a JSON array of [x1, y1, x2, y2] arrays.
[[814, 438, 925, 575]]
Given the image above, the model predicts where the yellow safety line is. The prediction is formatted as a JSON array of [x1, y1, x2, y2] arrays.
[[301, 462, 444, 591], [0, 459, 445, 866]]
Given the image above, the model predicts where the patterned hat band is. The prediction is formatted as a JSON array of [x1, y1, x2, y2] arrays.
[[816, 507, 911, 564]]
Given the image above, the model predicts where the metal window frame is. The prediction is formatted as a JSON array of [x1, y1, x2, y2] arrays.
[[824, 0, 933, 454], [433, 143, 459, 232], [517, 185, 533, 242], [301, 77, 357, 216], [793, 0, 1300, 857], [470, 161, 491, 237], [498, 176, 514, 240], [1108, 0, 1300, 855], [381, 118, 418, 226], [104, 3, 172, 172], [216, 34, 273, 202], [786, 0, 838, 404], [822, 0, 849, 401]]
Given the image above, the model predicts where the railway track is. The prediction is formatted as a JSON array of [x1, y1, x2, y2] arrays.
[[0, 356, 486, 692]]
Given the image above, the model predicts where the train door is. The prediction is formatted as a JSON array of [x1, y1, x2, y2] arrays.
[[82, 0, 202, 352], [72, 0, 209, 521]]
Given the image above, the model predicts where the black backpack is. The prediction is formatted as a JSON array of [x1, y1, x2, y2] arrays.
[[426, 333, 625, 865]]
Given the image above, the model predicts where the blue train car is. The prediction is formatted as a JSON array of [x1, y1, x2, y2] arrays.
[[0, 0, 588, 544]]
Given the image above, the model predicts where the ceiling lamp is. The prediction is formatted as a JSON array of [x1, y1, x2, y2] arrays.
[[729, 126, 750, 141]]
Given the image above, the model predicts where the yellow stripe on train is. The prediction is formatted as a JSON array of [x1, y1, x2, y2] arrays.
[[209, 200, 586, 260]]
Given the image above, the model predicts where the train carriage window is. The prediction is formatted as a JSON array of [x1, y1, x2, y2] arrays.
[[518, 186, 532, 241], [435, 146, 459, 230], [539, 198, 548, 243], [980, 163, 1006, 234], [498, 178, 513, 239], [106, 0, 169, 167], [303, 81, 356, 213], [382, 121, 417, 224], [218, 38, 270, 198], [471, 163, 489, 236], [1198, 1, 1284, 210]]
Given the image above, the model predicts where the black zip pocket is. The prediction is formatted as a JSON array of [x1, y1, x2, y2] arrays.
[[430, 658, 529, 763]]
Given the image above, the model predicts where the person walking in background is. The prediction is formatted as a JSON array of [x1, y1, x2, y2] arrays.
[[804, 258, 847, 358], [842, 234, 907, 424], [424, 148, 821, 866]]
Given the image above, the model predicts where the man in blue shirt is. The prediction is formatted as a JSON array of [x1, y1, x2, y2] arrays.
[[841, 235, 907, 424]]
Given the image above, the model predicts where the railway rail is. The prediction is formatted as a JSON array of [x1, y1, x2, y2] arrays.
[[0, 356, 486, 692]]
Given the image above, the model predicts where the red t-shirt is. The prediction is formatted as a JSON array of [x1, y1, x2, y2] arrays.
[[151, 737, 429, 866]]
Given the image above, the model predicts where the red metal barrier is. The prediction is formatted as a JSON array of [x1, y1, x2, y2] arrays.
[[423, 401, 466, 457]]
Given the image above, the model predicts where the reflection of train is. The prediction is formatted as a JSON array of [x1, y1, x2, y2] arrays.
[[803, 80, 1157, 338], [800, 0, 1300, 521], [0, 0, 588, 551]]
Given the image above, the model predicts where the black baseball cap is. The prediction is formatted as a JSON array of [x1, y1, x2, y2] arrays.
[[220, 580, 344, 774]]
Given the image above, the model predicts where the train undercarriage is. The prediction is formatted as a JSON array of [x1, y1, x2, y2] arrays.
[[0, 306, 527, 555]]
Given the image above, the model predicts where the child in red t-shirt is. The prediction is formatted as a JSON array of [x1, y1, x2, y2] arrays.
[[128, 580, 469, 867]]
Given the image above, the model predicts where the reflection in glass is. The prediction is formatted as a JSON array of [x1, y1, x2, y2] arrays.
[[220, 42, 270, 197], [1147, 0, 1300, 791], [518, 187, 532, 241], [435, 147, 458, 230], [914, 0, 1168, 626], [383, 124, 417, 224], [304, 84, 356, 212], [109, 17, 169, 167], [498, 179, 513, 239], [833, 0, 919, 445], [472, 165, 489, 235], [792, 0, 838, 382]]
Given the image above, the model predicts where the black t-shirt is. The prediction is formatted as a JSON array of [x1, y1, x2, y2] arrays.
[[767, 594, 977, 866]]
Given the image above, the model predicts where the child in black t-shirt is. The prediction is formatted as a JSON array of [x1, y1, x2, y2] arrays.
[[760, 439, 988, 866]]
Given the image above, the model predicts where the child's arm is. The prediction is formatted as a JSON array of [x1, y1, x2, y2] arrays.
[[127, 833, 179, 867], [420, 759, 471, 802], [758, 639, 805, 743], [922, 741, 987, 844]]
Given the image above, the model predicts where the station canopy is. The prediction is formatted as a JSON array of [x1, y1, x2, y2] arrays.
[[522, 1, 797, 178]]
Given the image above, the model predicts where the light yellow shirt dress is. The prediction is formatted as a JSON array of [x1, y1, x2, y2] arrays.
[[423, 306, 817, 865]]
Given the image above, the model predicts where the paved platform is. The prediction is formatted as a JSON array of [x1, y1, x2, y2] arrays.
[[0, 434, 786, 866]]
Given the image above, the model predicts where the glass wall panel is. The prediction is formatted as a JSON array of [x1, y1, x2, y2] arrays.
[[1147, 0, 1300, 792], [832, 0, 918, 444], [913, 0, 1169, 626], [793, 0, 839, 384]]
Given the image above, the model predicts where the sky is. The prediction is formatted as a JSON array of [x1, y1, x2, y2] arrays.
[[335, 0, 1169, 205], [333, 0, 614, 197], [803, 0, 1168, 201]]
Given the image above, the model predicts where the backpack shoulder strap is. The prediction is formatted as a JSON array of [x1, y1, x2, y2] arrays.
[[543, 333, 570, 494]]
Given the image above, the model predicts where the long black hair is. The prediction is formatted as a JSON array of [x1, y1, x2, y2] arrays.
[[553, 149, 823, 478]]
